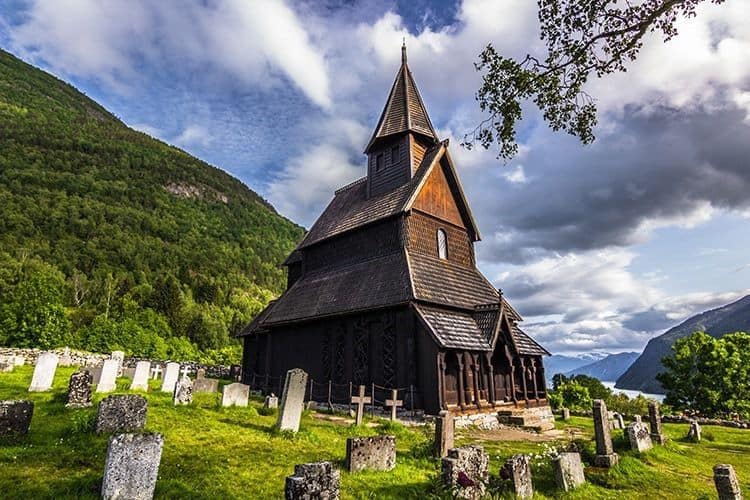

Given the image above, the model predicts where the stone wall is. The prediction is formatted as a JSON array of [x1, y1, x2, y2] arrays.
[[564, 409, 750, 430]]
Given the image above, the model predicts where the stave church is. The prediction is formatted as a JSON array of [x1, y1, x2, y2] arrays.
[[240, 45, 550, 417]]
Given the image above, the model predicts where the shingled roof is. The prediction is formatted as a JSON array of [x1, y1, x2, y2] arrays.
[[510, 324, 550, 356], [415, 304, 492, 351], [364, 44, 438, 153]]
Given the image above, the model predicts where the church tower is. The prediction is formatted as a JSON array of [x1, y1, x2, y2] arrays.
[[364, 44, 439, 198]]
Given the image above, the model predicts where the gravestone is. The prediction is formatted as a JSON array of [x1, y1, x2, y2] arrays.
[[221, 382, 249, 407], [196, 368, 206, 379], [552, 452, 585, 491], [264, 393, 278, 409], [0, 400, 34, 436], [130, 361, 151, 391], [95, 394, 148, 434], [160, 362, 180, 393], [96, 359, 119, 393], [435, 410, 455, 458], [441, 446, 489, 500], [14, 356, 25, 366], [0, 360, 13, 373], [111, 351, 125, 376], [285, 461, 340, 500], [66, 370, 93, 408], [229, 364, 242, 381], [122, 367, 135, 379], [687, 420, 702, 442], [193, 377, 219, 394], [29, 352, 59, 392], [592, 399, 619, 467], [345, 435, 396, 472], [173, 376, 193, 405], [648, 401, 666, 445], [351, 385, 371, 426], [89, 365, 103, 385], [612, 412, 625, 430], [561, 408, 570, 421], [501, 454, 533, 499], [384, 389, 403, 421], [633, 414, 642, 423], [626, 421, 653, 452], [276, 368, 308, 432], [150, 364, 163, 380], [180, 365, 191, 379], [713, 464, 742, 500], [102, 432, 163, 500]]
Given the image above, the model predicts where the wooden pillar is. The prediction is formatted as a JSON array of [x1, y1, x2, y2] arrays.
[[505, 346, 518, 405], [484, 352, 495, 406], [471, 353, 481, 409], [531, 359, 540, 404], [520, 357, 529, 405], [437, 352, 446, 410], [456, 353, 466, 410], [462, 352, 475, 407]]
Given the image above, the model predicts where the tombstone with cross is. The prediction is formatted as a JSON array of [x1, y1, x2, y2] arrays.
[[384, 389, 403, 421], [351, 385, 371, 426], [150, 365, 163, 380], [180, 365, 191, 379]]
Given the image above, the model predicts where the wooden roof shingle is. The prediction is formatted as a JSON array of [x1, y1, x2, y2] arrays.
[[415, 304, 492, 351]]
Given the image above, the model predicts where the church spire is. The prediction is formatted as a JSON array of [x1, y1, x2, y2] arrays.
[[364, 43, 438, 154]]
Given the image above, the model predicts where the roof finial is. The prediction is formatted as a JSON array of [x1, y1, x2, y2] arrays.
[[401, 38, 407, 64]]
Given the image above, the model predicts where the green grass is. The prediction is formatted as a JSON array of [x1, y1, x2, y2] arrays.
[[1, 366, 748, 499]]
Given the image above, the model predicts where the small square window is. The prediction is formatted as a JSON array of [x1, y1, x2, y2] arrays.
[[375, 154, 384, 172]]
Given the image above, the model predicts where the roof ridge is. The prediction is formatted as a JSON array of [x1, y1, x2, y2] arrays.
[[334, 176, 366, 195]]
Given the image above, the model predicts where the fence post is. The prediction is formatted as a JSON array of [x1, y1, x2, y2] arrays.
[[327, 380, 333, 412], [371, 382, 376, 417], [410, 385, 415, 415], [308, 377, 314, 403], [348, 382, 353, 413]]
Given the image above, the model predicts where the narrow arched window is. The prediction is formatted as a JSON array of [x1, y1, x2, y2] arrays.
[[437, 229, 448, 260]]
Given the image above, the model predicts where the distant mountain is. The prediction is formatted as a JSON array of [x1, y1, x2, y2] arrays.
[[616, 295, 750, 393], [545, 353, 607, 382], [566, 352, 639, 382]]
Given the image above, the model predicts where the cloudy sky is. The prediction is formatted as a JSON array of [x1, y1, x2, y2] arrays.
[[1, 0, 749, 356]]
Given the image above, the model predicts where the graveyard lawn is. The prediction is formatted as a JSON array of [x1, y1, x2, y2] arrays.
[[0, 366, 748, 499]]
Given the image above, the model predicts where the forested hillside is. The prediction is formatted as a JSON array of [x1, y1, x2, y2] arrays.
[[0, 49, 304, 363]]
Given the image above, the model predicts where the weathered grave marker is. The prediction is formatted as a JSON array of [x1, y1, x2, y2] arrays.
[[552, 452, 585, 491], [441, 445, 489, 500], [173, 376, 193, 405], [345, 435, 396, 472], [593, 399, 619, 467], [351, 385, 371, 426], [713, 464, 742, 500], [501, 454, 533, 499], [58, 346, 73, 367], [626, 421, 653, 452], [221, 382, 249, 407], [0, 360, 13, 373], [285, 462, 340, 500], [160, 362, 180, 393], [687, 420, 702, 442], [561, 408, 570, 421], [648, 401, 666, 445], [276, 368, 308, 432], [89, 365, 103, 385], [130, 361, 151, 391], [96, 359, 119, 393], [384, 389, 402, 421], [0, 400, 33, 436], [179, 365, 191, 378], [95, 394, 148, 434], [28, 352, 58, 392], [66, 370, 93, 408], [13, 356, 25, 366], [612, 412, 625, 430], [150, 364, 163, 380], [264, 393, 278, 409], [110, 351, 125, 376], [196, 368, 206, 379], [229, 364, 242, 381], [102, 432, 163, 500], [435, 410, 454, 458], [193, 377, 219, 394]]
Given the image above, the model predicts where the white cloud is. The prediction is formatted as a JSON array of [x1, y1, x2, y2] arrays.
[[173, 125, 212, 148], [503, 165, 527, 184]]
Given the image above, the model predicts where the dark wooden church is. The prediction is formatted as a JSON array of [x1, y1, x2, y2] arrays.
[[240, 46, 550, 416]]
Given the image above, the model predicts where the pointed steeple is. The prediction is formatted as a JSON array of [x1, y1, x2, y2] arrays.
[[364, 43, 439, 153]]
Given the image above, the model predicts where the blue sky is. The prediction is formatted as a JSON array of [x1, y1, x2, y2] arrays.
[[1, 0, 749, 355]]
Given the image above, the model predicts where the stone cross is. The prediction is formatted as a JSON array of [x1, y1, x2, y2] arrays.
[[648, 401, 666, 445], [351, 385, 371, 426], [150, 365, 163, 380], [713, 464, 742, 500], [592, 399, 619, 467], [384, 389, 403, 421], [180, 365, 191, 378]]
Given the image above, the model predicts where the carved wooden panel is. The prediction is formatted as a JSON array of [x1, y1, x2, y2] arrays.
[[353, 318, 369, 384]]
